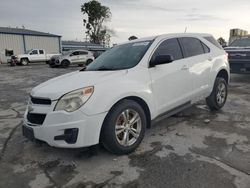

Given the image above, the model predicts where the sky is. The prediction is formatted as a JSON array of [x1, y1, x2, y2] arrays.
[[0, 0, 250, 44]]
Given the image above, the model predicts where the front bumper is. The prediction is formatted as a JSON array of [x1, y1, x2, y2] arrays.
[[23, 103, 107, 148]]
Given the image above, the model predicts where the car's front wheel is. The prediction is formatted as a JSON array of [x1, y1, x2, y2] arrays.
[[206, 77, 228, 111], [101, 100, 146, 155]]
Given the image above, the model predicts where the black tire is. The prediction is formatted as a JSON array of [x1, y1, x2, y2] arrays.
[[21, 58, 29, 66], [206, 77, 228, 111], [86, 59, 93, 66], [61, 60, 70, 68], [101, 100, 146, 155]]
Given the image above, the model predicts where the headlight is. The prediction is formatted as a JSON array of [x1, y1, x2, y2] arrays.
[[54, 86, 94, 112]]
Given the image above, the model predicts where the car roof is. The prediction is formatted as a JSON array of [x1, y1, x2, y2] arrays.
[[119, 33, 213, 45]]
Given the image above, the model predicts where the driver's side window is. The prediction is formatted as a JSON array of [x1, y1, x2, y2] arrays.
[[71, 51, 79, 56], [30, 50, 38, 55], [152, 38, 183, 61]]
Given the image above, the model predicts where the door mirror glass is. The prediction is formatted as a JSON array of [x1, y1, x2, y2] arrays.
[[150, 54, 174, 67]]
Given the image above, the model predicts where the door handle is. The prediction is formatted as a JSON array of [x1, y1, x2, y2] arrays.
[[181, 65, 189, 70]]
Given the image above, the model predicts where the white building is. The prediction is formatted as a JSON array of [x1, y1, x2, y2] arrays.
[[0, 27, 61, 63]]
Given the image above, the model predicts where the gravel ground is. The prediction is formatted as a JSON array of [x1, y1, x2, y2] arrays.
[[0, 63, 250, 188]]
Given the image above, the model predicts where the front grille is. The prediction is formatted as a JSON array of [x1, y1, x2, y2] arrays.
[[27, 113, 46, 125], [31, 96, 51, 105]]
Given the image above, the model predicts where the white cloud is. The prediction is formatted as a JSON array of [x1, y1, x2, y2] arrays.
[[0, 0, 250, 44]]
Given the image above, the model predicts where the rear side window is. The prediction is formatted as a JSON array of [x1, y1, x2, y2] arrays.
[[179, 37, 205, 58], [204, 36, 223, 49], [39, 50, 44, 54], [153, 38, 183, 61]]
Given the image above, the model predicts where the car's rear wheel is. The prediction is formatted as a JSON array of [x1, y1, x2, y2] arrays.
[[61, 60, 70, 68], [21, 59, 29, 66], [206, 77, 228, 111], [101, 100, 146, 155]]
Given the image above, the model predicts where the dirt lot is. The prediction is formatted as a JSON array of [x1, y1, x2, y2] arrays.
[[0, 63, 250, 188]]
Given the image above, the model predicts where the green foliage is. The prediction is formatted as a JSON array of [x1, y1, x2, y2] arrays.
[[217, 37, 227, 46], [81, 0, 112, 46]]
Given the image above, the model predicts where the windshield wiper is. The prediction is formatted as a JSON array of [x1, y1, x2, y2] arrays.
[[80, 66, 117, 71], [95, 66, 116, 71], [79, 67, 87, 71]]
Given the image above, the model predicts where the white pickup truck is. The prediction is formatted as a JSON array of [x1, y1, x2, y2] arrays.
[[15, 49, 60, 65]]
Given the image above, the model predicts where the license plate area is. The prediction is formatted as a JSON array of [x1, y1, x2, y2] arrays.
[[22, 125, 34, 140]]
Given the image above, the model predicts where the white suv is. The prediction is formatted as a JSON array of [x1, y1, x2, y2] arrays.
[[23, 33, 230, 154], [49, 50, 94, 68]]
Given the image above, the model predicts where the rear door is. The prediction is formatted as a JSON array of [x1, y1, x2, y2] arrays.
[[78, 51, 88, 63], [149, 38, 193, 115], [38, 50, 46, 61], [179, 37, 212, 100]]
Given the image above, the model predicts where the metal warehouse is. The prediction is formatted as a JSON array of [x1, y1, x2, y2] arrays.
[[0, 27, 61, 63]]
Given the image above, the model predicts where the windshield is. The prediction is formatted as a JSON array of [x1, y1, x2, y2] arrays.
[[230, 38, 250, 47], [85, 40, 153, 71]]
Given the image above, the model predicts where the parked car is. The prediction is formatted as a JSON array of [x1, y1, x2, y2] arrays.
[[49, 50, 94, 68], [23, 33, 230, 154], [13, 49, 60, 65], [225, 37, 250, 73]]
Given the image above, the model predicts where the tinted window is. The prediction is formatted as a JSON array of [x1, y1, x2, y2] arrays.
[[180, 37, 204, 57], [229, 38, 250, 47], [30, 50, 38, 55], [202, 42, 210, 53], [79, 51, 88, 55], [204, 36, 223, 49], [153, 38, 183, 61], [71, 51, 80, 56], [86, 40, 153, 71], [39, 50, 44, 54]]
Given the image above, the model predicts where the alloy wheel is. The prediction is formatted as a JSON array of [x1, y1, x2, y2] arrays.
[[115, 109, 142, 147]]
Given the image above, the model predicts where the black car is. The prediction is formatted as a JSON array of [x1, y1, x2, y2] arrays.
[[225, 38, 250, 73]]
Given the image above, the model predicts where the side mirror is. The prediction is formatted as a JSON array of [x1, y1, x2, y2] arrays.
[[150, 54, 174, 67]]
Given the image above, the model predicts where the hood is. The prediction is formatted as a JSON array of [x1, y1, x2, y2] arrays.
[[31, 70, 127, 100]]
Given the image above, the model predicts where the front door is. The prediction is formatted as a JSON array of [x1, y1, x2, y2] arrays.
[[149, 38, 192, 115], [70, 51, 80, 63]]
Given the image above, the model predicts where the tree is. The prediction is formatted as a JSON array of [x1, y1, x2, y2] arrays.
[[128, 36, 138, 41], [81, 0, 112, 46], [217, 37, 227, 46]]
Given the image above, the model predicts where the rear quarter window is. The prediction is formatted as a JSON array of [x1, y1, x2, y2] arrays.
[[204, 36, 223, 49]]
